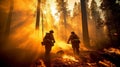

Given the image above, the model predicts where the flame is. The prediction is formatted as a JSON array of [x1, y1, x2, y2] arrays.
[[62, 54, 79, 62], [99, 59, 116, 67], [104, 48, 120, 55]]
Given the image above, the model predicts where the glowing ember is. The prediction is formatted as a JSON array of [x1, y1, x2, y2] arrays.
[[99, 59, 116, 67], [104, 48, 120, 55], [62, 55, 79, 62]]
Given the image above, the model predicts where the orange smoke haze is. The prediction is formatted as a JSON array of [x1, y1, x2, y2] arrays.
[[2, 0, 83, 57], [0, 0, 111, 66], [1, 0, 106, 57]]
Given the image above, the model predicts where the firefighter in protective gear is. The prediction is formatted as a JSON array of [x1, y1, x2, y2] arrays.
[[42, 30, 55, 56], [67, 32, 80, 55]]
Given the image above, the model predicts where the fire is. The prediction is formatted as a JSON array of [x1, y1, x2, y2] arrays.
[[104, 48, 120, 55], [98, 59, 116, 67], [62, 54, 79, 62]]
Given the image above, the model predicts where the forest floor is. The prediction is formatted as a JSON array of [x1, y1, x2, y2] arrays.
[[0, 46, 120, 67]]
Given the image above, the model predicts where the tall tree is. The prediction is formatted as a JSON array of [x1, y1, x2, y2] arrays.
[[100, 0, 120, 47], [73, 2, 81, 17], [80, 0, 90, 48], [35, 0, 40, 30], [72, 2, 82, 35], [56, 0, 68, 41], [90, 0, 105, 49], [56, 0, 68, 28], [41, 0, 46, 37], [90, 0, 102, 29], [5, 0, 14, 36]]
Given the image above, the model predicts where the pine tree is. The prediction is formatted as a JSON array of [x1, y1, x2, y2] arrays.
[[56, 0, 68, 27], [90, 0, 102, 29], [100, 0, 120, 47], [73, 2, 81, 17], [72, 2, 82, 35], [56, 0, 68, 41], [90, 0, 105, 49]]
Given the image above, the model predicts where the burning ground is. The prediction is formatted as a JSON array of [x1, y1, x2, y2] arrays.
[[1, 44, 120, 67], [31, 48, 120, 67]]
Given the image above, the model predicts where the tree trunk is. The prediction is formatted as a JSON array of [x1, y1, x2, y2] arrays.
[[36, 0, 40, 30], [61, 0, 67, 41], [80, 0, 90, 48], [5, 0, 14, 36]]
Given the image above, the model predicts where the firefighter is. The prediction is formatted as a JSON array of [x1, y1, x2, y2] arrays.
[[67, 32, 80, 55], [42, 30, 55, 56]]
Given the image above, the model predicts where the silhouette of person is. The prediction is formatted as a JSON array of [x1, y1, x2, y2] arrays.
[[67, 32, 80, 55], [42, 30, 55, 67], [42, 30, 55, 56]]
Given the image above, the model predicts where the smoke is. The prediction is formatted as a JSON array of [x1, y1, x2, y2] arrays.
[[0, 0, 84, 55], [0, 0, 42, 65], [88, 0, 109, 49], [0, 1, 110, 66], [0, 0, 81, 58]]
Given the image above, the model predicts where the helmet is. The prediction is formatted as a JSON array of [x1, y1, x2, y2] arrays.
[[71, 31, 75, 34], [50, 30, 54, 33]]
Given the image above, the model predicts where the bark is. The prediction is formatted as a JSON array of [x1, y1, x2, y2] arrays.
[[80, 0, 90, 48]]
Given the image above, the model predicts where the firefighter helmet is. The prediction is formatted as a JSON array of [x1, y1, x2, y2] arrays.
[[50, 30, 54, 33], [71, 31, 75, 34]]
